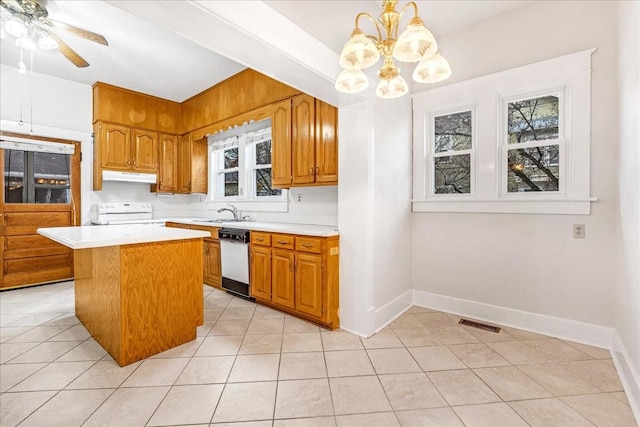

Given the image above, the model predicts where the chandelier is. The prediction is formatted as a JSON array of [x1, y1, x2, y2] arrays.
[[335, 0, 451, 99]]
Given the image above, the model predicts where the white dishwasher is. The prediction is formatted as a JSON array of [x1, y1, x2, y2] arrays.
[[218, 228, 253, 300]]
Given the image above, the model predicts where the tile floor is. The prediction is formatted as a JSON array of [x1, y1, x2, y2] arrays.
[[0, 281, 637, 427]]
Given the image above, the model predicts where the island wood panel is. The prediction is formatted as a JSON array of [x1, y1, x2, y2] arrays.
[[74, 246, 121, 361], [181, 69, 300, 134], [324, 236, 340, 329], [93, 82, 181, 133], [74, 239, 203, 366]]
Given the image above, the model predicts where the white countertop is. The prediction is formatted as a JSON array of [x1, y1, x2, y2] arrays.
[[167, 218, 339, 237], [38, 225, 210, 250]]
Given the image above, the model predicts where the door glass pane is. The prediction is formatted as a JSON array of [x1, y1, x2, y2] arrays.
[[255, 168, 281, 197], [434, 111, 472, 153], [33, 152, 71, 203], [508, 95, 559, 144], [223, 171, 239, 196], [4, 149, 25, 203], [507, 145, 560, 192], [434, 154, 471, 194]]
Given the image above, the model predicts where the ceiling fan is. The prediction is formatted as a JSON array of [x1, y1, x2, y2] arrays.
[[0, 0, 108, 67]]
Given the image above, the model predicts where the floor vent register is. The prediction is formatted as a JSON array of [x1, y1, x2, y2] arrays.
[[458, 318, 501, 333]]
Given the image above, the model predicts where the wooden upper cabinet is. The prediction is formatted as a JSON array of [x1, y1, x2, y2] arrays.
[[315, 100, 338, 184], [272, 99, 292, 187], [292, 94, 316, 185], [100, 123, 131, 171], [158, 134, 179, 193], [177, 135, 192, 193], [131, 129, 158, 172]]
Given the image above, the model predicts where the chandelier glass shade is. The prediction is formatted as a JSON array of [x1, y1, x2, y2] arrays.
[[1, 6, 58, 52], [335, 0, 451, 99]]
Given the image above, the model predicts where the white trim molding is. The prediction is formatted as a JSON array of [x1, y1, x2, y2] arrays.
[[373, 289, 413, 335], [412, 49, 596, 215], [612, 331, 640, 421]]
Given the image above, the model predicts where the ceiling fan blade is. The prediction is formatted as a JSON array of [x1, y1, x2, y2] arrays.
[[46, 18, 108, 46], [1, 0, 25, 13], [46, 30, 89, 67]]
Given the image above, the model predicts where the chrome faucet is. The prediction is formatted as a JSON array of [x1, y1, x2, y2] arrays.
[[217, 204, 241, 221]]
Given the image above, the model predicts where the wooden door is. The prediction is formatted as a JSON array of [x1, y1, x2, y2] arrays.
[[271, 99, 292, 187], [158, 134, 178, 192], [131, 129, 157, 172], [177, 135, 192, 193], [292, 94, 316, 185], [271, 248, 295, 309], [315, 100, 338, 184], [1, 133, 81, 290], [250, 245, 271, 300], [100, 122, 131, 170], [295, 252, 324, 319]]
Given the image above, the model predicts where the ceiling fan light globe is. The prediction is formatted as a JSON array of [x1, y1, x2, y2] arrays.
[[393, 21, 437, 63], [412, 52, 451, 83], [16, 35, 35, 50], [335, 68, 369, 94], [375, 74, 408, 99], [5, 14, 27, 38], [339, 30, 380, 70], [38, 30, 58, 49]]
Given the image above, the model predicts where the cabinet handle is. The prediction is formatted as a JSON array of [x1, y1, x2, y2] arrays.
[[277, 240, 287, 245], [310, 166, 314, 176], [316, 165, 320, 175], [256, 237, 265, 242], [126, 159, 130, 165], [302, 243, 313, 248], [289, 259, 293, 272], [133, 160, 137, 167]]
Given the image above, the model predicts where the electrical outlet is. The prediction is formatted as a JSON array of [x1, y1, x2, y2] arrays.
[[297, 194, 302, 202], [573, 224, 585, 238]]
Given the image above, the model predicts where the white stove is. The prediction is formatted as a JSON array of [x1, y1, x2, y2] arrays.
[[91, 202, 165, 225]]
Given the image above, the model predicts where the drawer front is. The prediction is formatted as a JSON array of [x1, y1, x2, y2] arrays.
[[295, 236, 323, 254], [251, 232, 272, 246], [272, 234, 295, 250]]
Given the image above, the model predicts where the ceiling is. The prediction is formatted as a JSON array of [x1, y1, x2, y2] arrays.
[[0, 0, 530, 103]]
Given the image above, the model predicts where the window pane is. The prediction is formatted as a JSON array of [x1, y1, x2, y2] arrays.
[[434, 111, 472, 153], [224, 171, 239, 196], [33, 152, 71, 204], [255, 168, 282, 197], [434, 154, 471, 194], [224, 147, 239, 169], [256, 140, 272, 166], [4, 149, 25, 203], [508, 95, 559, 144], [507, 145, 559, 192]]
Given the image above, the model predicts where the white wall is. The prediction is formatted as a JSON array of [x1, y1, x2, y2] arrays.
[[0, 64, 338, 227], [615, 0, 640, 408], [411, 1, 619, 328]]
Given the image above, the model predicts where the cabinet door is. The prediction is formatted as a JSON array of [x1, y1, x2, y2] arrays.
[[190, 137, 208, 194], [315, 100, 338, 184], [292, 94, 316, 185], [271, 99, 292, 187], [209, 240, 222, 288], [250, 246, 271, 300], [101, 123, 131, 170], [177, 135, 192, 193], [295, 253, 323, 319], [131, 129, 158, 172], [158, 134, 178, 192], [271, 249, 295, 309]]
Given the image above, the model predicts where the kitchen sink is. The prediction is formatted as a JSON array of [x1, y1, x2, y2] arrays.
[[193, 219, 230, 223]]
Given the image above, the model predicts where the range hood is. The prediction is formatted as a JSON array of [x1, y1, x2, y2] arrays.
[[102, 170, 157, 184]]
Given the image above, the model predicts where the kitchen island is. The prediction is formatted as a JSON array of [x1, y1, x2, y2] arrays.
[[38, 225, 210, 366]]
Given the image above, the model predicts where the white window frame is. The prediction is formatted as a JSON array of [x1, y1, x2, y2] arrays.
[[412, 49, 595, 215], [209, 122, 288, 212], [429, 106, 476, 198], [499, 87, 567, 197]]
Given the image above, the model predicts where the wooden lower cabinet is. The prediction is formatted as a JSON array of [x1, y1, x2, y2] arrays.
[[250, 232, 339, 329], [166, 222, 221, 288]]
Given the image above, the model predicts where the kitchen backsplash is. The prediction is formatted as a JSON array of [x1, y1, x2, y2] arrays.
[[91, 183, 338, 226]]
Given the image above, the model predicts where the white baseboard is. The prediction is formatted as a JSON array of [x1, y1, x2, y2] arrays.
[[612, 331, 640, 420], [413, 290, 612, 350], [373, 289, 413, 335]]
